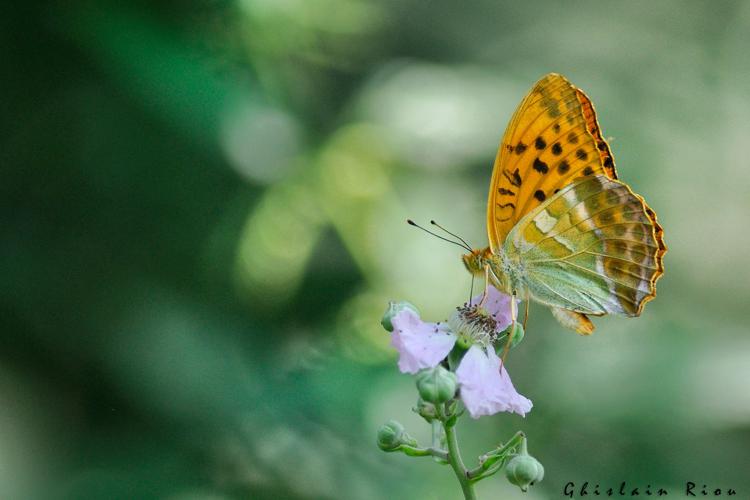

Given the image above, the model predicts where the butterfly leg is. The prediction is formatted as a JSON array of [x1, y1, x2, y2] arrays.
[[500, 291, 518, 365], [481, 264, 490, 304], [522, 296, 529, 331]]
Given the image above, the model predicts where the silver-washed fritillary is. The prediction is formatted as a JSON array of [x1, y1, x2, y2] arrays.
[[463, 73, 666, 334]]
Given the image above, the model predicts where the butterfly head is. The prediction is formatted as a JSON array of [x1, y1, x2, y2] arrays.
[[462, 247, 493, 277], [463, 247, 514, 294]]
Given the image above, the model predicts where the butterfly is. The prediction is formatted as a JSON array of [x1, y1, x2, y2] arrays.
[[462, 73, 666, 335]]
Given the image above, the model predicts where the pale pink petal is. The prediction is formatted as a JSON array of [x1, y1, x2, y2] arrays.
[[456, 345, 532, 418], [390, 310, 457, 374], [469, 285, 517, 331]]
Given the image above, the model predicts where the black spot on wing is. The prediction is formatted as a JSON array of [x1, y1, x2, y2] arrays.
[[551, 142, 562, 155], [497, 187, 515, 195], [503, 168, 522, 187], [533, 158, 549, 174], [557, 160, 570, 174], [535, 137, 546, 150], [515, 142, 527, 154], [534, 190, 546, 202]]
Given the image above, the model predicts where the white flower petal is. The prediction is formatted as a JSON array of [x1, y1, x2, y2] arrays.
[[390, 310, 456, 374], [456, 345, 532, 418]]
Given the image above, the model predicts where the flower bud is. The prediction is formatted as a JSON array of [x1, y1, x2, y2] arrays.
[[415, 397, 438, 422], [505, 454, 545, 492], [444, 398, 460, 427], [381, 301, 419, 332], [495, 322, 525, 353], [377, 420, 406, 451], [416, 366, 458, 404]]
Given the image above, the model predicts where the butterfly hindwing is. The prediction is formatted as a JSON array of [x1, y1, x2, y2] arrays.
[[550, 307, 595, 335], [504, 175, 665, 317], [487, 74, 619, 252]]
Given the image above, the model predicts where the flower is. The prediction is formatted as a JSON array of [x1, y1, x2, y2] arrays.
[[381, 301, 419, 332], [386, 285, 532, 418], [469, 285, 516, 331], [449, 286, 519, 346], [455, 345, 532, 418], [390, 309, 456, 374]]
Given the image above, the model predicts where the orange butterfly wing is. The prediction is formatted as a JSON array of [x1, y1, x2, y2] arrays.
[[484, 73, 665, 333], [486, 73, 619, 251]]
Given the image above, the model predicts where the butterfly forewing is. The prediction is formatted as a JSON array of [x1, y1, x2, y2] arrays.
[[487, 74, 619, 251], [504, 175, 665, 317]]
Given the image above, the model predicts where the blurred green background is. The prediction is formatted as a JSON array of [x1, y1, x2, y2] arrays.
[[2, 1, 749, 499]]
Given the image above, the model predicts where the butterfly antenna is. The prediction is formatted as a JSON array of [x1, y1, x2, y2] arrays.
[[406, 220, 471, 251], [430, 220, 472, 250], [469, 274, 475, 305]]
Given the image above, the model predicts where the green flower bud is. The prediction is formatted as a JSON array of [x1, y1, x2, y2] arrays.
[[444, 398, 460, 427], [416, 366, 457, 404], [377, 420, 406, 451], [381, 301, 419, 332], [415, 397, 438, 422], [505, 454, 545, 492], [495, 322, 525, 353]]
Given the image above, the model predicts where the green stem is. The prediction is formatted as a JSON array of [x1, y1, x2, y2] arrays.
[[440, 407, 476, 500], [467, 431, 525, 481], [399, 444, 449, 461], [431, 420, 447, 463]]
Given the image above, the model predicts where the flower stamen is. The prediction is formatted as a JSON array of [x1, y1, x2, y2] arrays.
[[449, 303, 499, 346]]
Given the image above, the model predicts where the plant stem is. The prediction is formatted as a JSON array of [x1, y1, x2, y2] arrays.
[[467, 431, 525, 481], [440, 408, 476, 500], [431, 420, 447, 463], [398, 444, 449, 461]]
